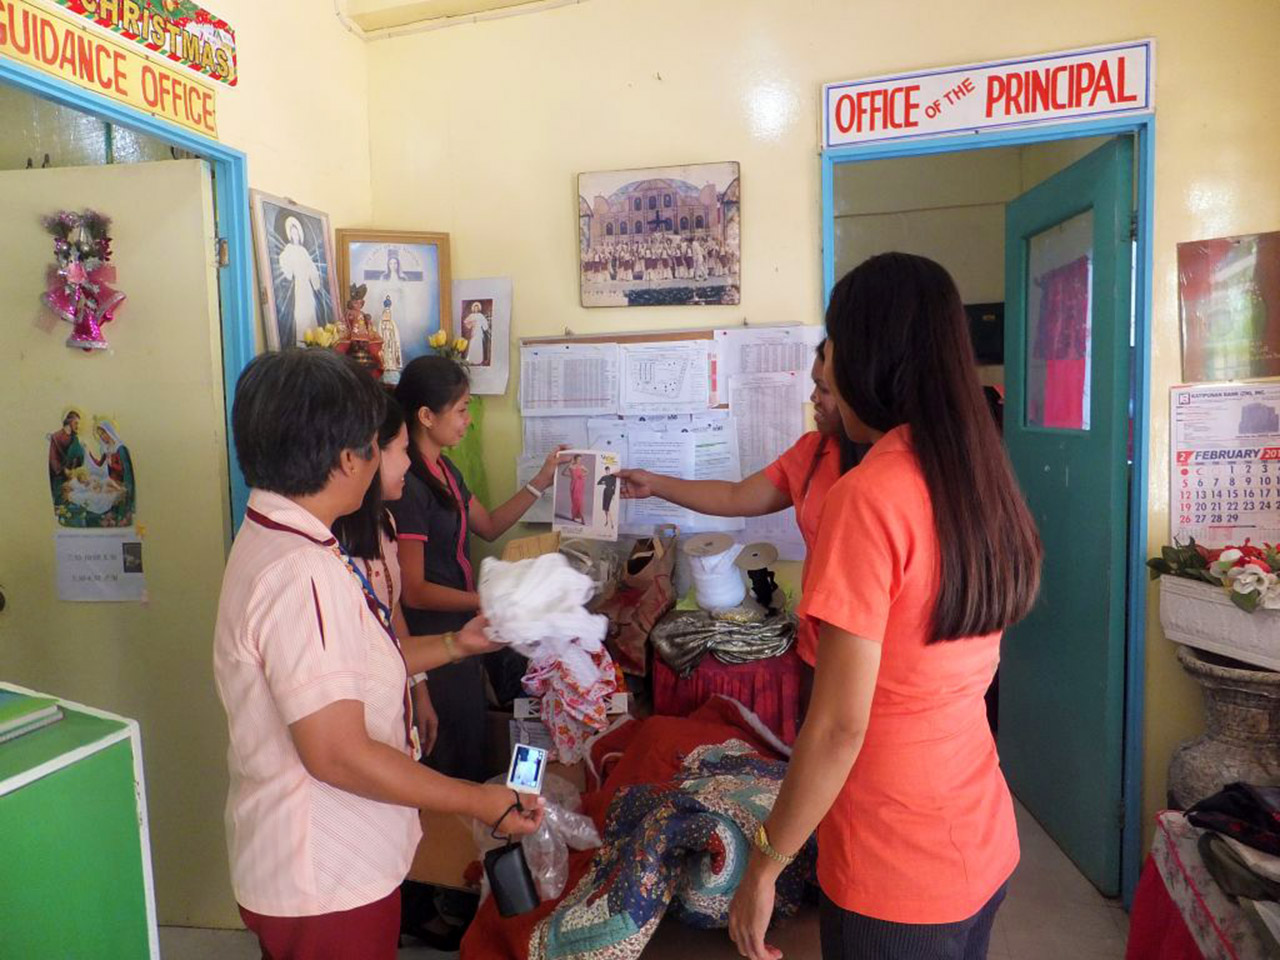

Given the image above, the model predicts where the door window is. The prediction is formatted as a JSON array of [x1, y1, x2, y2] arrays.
[[1026, 210, 1093, 430]]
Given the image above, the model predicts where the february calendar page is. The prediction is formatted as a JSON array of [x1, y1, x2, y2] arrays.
[[1172, 383, 1280, 548]]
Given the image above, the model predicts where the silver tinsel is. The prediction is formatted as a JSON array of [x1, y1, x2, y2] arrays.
[[650, 609, 797, 676]]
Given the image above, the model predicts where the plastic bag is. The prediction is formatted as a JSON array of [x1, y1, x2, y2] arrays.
[[472, 774, 602, 901]]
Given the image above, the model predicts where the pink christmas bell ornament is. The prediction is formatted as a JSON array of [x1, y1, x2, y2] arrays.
[[41, 210, 126, 352]]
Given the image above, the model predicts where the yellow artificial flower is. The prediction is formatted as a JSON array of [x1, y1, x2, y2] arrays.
[[454, 338, 469, 354], [429, 330, 448, 348], [303, 328, 316, 346]]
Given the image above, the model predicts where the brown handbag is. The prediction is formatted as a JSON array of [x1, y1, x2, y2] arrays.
[[595, 524, 679, 676]]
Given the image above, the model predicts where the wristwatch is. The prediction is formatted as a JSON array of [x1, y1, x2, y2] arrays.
[[754, 823, 796, 866]]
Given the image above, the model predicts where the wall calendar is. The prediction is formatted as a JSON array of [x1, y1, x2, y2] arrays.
[[1172, 382, 1280, 548]]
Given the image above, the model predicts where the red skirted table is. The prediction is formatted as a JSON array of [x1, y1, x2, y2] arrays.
[[1126, 811, 1267, 960], [651, 648, 807, 745]]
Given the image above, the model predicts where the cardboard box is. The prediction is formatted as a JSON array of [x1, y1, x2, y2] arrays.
[[406, 809, 478, 891]]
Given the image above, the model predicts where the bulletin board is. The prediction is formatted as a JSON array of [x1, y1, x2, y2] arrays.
[[516, 324, 822, 557]]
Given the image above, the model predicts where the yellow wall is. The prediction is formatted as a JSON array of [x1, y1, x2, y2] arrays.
[[365, 0, 1280, 854], [214, 0, 373, 229]]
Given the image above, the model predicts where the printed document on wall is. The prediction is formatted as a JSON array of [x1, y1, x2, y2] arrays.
[[516, 457, 555, 524], [729, 371, 804, 474], [619, 341, 711, 416], [522, 416, 590, 458], [622, 430, 695, 535], [729, 371, 807, 559], [56, 530, 146, 602], [520, 343, 620, 417], [714, 326, 824, 404], [686, 419, 745, 533], [588, 419, 630, 462]]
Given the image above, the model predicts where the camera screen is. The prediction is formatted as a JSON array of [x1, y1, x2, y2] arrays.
[[506, 744, 547, 794]]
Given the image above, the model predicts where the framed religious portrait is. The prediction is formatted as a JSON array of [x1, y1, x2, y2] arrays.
[[336, 230, 452, 375], [577, 161, 741, 308], [453, 277, 512, 395], [249, 190, 343, 351]]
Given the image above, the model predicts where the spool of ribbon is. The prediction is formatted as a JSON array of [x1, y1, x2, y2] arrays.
[[683, 533, 747, 612]]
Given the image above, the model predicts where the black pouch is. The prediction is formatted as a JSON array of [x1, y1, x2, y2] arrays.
[[484, 842, 541, 917]]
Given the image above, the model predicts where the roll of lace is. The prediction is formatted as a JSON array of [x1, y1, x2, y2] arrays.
[[688, 542, 747, 611], [651, 609, 797, 676]]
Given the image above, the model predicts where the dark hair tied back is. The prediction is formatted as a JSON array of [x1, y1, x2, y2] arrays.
[[395, 355, 471, 511]]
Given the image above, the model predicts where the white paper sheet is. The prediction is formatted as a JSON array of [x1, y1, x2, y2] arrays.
[[713, 326, 824, 404], [522, 416, 590, 458], [621, 430, 696, 535], [516, 456, 555, 524], [729, 371, 807, 558], [453, 277, 513, 396], [587, 419, 630, 461], [686, 421, 746, 533], [730, 371, 805, 475], [520, 343, 620, 417], [624, 414, 690, 433], [619, 341, 711, 416], [56, 529, 147, 602]]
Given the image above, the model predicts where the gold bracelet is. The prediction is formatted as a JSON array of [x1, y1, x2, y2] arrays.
[[754, 823, 796, 867], [442, 631, 459, 662]]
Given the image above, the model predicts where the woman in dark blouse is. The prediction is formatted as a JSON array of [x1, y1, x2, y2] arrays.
[[390, 356, 561, 782]]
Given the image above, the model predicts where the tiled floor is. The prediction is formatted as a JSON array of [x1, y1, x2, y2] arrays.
[[160, 802, 1129, 959]]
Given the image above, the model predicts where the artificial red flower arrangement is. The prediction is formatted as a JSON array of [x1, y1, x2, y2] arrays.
[[1149, 539, 1280, 613]]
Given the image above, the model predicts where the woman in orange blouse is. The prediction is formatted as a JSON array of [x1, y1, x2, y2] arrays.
[[728, 253, 1042, 960], [619, 341, 865, 655]]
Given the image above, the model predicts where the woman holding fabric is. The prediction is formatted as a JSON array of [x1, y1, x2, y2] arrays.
[[618, 340, 866, 653], [391, 354, 564, 783], [213, 349, 542, 960], [727, 254, 1042, 960]]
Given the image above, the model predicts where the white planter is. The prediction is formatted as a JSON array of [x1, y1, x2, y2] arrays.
[[1159, 576, 1280, 672]]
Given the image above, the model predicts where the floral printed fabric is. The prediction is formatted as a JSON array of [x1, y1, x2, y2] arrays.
[[529, 740, 814, 960], [523, 650, 619, 765], [1151, 811, 1267, 960]]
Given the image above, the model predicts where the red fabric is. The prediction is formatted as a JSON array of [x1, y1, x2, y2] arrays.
[[239, 889, 400, 960], [651, 648, 807, 745], [1125, 854, 1205, 960], [1031, 255, 1091, 430], [460, 698, 787, 960]]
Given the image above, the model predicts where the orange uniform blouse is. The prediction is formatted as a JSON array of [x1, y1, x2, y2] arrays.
[[796, 426, 1019, 924], [763, 431, 842, 653]]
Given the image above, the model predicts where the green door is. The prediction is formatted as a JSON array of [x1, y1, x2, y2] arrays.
[[1000, 137, 1134, 896]]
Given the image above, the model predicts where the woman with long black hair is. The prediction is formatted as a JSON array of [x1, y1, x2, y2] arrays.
[[728, 254, 1042, 960]]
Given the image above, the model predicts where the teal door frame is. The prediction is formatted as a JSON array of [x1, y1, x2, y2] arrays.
[[821, 114, 1155, 906], [0, 56, 255, 529]]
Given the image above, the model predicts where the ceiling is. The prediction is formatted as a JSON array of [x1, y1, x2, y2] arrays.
[[344, 0, 554, 32]]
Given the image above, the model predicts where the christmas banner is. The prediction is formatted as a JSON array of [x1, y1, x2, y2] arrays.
[[51, 0, 237, 86]]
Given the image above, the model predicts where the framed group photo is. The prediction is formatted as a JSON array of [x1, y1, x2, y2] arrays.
[[577, 161, 741, 308], [249, 190, 343, 350], [336, 230, 452, 368]]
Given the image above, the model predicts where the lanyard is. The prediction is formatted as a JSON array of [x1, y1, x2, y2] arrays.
[[246, 507, 420, 760]]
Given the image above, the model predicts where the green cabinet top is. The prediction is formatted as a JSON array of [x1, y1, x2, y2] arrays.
[[0, 701, 130, 793]]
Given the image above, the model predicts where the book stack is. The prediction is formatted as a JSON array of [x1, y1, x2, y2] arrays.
[[0, 690, 64, 745]]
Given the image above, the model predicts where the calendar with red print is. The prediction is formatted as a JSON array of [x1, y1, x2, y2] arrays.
[[1172, 383, 1280, 549]]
